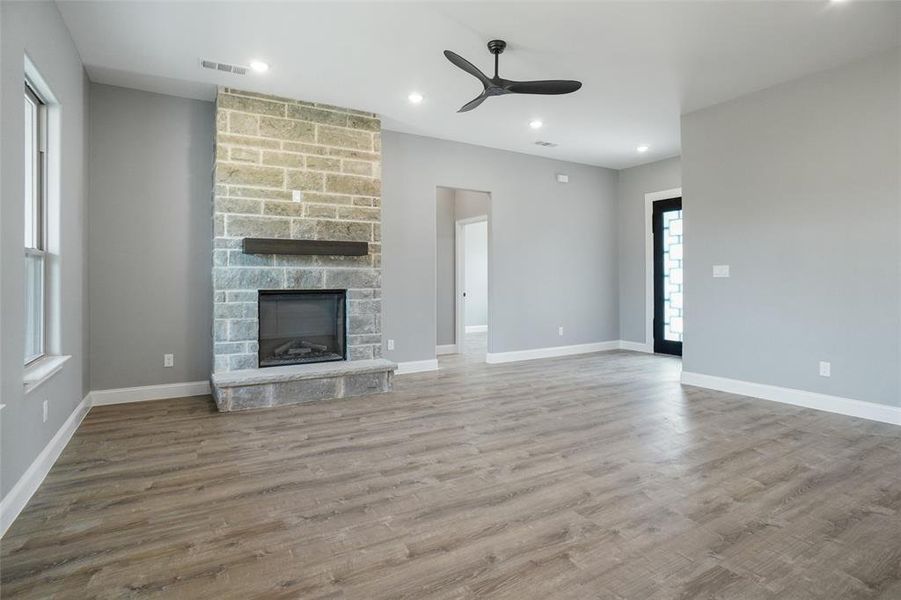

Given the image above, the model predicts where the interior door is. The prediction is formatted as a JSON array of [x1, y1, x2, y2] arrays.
[[652, 197, 683, 356]]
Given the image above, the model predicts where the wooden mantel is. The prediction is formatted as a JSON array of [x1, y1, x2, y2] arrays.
[[242, 238, 368, 256]]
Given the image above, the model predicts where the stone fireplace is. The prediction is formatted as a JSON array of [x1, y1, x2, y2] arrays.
[[210, 88, 395, 411]]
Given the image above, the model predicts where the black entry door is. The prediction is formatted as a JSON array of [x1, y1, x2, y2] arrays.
[[652, 197, 683, 356]]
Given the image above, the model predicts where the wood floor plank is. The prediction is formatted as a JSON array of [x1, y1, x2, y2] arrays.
[[2, 344, 899, 599]]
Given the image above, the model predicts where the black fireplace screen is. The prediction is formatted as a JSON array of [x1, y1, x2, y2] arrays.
[[258, 290, 346, 367]]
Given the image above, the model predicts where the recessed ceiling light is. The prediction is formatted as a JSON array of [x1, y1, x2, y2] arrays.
[[249, 60, 269, 73], [636, 145, 650, 153], [529, 119, 543, 129], [408, 92, 424, 104]]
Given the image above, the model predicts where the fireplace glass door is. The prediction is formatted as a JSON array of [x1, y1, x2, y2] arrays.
[[258, 290, 346, 367]]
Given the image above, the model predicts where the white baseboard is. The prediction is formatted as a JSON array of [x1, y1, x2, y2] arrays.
[[681, 371, 901, 426], [436, 344, 458, 356], [465, 325, 488, 333], [486, 341, 620, 364], [1, 393, 92, 537], [618, 340, 654, 353], [91, 380, 211, 406], [396, 359, 439, 375]]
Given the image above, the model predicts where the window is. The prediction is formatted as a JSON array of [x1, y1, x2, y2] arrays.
[[661, 209, 684, 343], [24, 82, 47, 364]]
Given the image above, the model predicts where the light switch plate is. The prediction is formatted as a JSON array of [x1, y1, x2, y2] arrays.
[[387, 339, 395, 351], [556, 174, 569, 184], [292, 190, 303, 202], [713, 265, 730, 278]]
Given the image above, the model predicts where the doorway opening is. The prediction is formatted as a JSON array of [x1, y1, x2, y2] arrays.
[[436, 187, 490, 362], [652, 196, 683, 356]]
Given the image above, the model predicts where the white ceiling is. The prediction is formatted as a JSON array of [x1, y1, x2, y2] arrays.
[[58, 1, 900, 169]]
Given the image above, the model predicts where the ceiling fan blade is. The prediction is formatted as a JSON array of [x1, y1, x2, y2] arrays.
[[506, 80, 582, 95], [458, 92, 489, 113], [444, 50, 491, 86]]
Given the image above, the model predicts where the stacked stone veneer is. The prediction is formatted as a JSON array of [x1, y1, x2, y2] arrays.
[[213, 88, 382, 373]]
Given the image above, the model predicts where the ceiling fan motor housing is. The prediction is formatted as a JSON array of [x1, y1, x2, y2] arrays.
[[487, 39, 507, 55]]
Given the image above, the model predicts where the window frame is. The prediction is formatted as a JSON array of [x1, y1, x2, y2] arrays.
[[24, 80, 48, 366]]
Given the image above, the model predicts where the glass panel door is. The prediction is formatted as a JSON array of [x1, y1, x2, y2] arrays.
[[653, 197, 683, 356]]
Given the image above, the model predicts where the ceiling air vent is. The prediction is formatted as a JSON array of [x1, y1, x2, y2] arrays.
[[534, 140, 558, 148], [201, 59, 247, 76]]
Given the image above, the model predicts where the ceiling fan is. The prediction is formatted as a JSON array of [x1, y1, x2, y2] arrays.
[[443, 40, 582, 113]]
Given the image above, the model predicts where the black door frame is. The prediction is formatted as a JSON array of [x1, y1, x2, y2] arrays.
[[652, 197, 683, 356]]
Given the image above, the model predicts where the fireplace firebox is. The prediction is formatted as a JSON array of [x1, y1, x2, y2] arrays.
[[258, 290, 346, 367]]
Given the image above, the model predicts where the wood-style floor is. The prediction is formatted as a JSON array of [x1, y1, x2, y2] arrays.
[[2, 336, 900, 599]]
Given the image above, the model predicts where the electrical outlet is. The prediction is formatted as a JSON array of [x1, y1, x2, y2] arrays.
[[164, 353, 174, 368], [42, 400, 48, 423], [819, 361, 831, 377], [558, 326, 564, 336], [292, 190, 302, 202], [387, 339, 395, 351]]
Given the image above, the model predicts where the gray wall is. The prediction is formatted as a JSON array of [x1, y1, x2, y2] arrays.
[[382, 131, 619, 362], [89, 84, 214, 390], [454, 189, 490, 221], [435, 187, 456, 346], [682, 48, 900, 406], [617, 157, 682, 344], [464, 220, 488, 327], [1, 1, 90, 498]]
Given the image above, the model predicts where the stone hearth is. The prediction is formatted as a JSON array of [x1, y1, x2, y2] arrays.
[[212, 359, 396, 412]]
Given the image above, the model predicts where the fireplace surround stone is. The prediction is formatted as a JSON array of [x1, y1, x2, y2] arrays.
[[210, 88, 392, 410], [212, 88, 383, 374], [211, 359, 396, 412]]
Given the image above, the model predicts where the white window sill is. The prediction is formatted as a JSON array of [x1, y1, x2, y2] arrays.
[[24, 355, 71, 395]]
